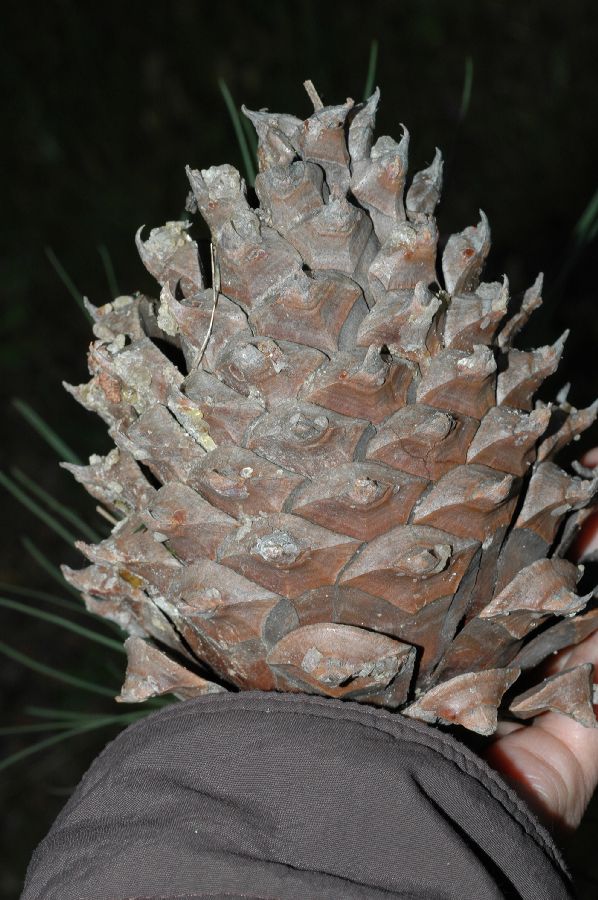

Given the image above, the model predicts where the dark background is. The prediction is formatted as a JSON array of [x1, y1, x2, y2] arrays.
[[1, 1, 598, 895]]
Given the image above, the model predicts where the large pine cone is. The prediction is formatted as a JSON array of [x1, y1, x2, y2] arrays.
[[63, 86, 598, 736]]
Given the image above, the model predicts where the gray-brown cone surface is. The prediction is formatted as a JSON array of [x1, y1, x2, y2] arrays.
[[63, 86, 598, 735]]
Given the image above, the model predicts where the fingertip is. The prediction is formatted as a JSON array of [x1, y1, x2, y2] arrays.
[[571, 508, 598, 560], [581, 447, 598, 468]]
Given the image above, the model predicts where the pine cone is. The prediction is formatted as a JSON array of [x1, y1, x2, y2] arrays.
[[62, 85, 598, 736]]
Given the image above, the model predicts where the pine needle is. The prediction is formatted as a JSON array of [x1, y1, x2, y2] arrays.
[[0, 582, 82, 614], [0, 722, 75, 736], [144, 696, 175, 709], [548, 186, 598, 304], [573, 186, 598, 246], [0, 597, 125, 653], [97, 243, 120, 298], [240, 112, 258, 161], [459, 55, 474, 121], [12, 398, 82, 465], [0, 706, 156, 773], [0, 471, 79, 546], [0, 718, 123, 774], [11, 467, 101, 542], [21, 537, 81, 596], [0, 639, 116, 697], [13, 543, 133, 638], [45, 247, 92, 321], [363, 39, 379, 100], [25, 705, 147, 723], [218, 78, 257, 186], [25, 706, 105, 720]]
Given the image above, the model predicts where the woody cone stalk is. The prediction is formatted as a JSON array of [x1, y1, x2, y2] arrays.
[[62, 82, 598, 736]]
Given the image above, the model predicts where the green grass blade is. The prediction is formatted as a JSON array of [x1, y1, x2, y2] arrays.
[[12, 399, 82, 465], [0, 717, 126, 774], [0, 597, 125, 653], [0, 471, 78, 546], [21, 537, 81, 596], [459, 55, 474, 121], [363, 39, 379, 100], [218, 78, 257, 186], [0, 639, 116, 697], [97, 243, 120, 298], [45, 246, 92, 321], [573, 186, 598, 246], [11, 468, 100, 542]]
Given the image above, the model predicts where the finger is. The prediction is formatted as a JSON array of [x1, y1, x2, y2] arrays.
[[572, 508, 598, 559], [581, 447, 598, 468], [531, 705, 598, 829], [486, 447, 598, 827], [494, 720, 525, 738], [487, 631, 598, 831], [543, 628, 598, 676], [485, 713, 597, 831]]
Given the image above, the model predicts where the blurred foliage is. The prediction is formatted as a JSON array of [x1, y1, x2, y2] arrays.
[[1, 0, 598, 895]]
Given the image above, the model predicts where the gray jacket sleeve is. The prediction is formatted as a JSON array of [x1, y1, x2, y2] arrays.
[[21, 691, 574, 899]]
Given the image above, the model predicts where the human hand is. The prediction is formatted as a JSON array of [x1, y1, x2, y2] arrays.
[[483, 452, 598, 834]]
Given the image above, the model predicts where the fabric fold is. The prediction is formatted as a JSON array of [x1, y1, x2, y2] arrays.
[[22, 691, 573, 899]]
